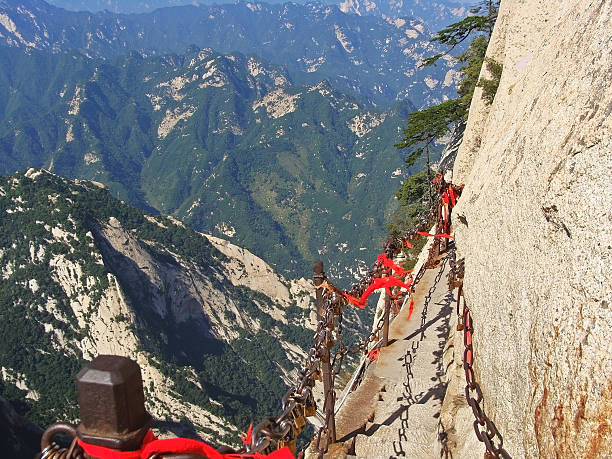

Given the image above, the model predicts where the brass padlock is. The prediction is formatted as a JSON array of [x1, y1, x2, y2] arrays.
[[457, 323, 464, 331], [313, 369, 322, 381], [304, 398, 317, 417], [292, 407, 307, 431], [295, 414, 307, 429], [279, 439, 297, 455]]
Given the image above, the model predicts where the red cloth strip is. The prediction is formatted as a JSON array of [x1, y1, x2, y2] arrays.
[[241, 424, 253, 445], [78, 430, 295, 459], [448, 185, 457, 207], [417, 231, 454, 239], [343, 291, 366, 308], [407, 296, 415, 321], [376, 254, 413, 277], [359, 277, 413, 305], [403, 239, 414, 249]]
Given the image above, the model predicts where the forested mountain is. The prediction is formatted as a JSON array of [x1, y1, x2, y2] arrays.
[[0, 168, 328, 444], [0, 0, 464, 279], [0, 45, 426, 278], [0, 0, 461, 105]]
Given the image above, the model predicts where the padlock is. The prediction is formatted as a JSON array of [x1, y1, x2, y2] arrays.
[[313, 369, 322, 381], [304, 403, 316, 417], [304, 393, 317, 417], [293, 415, 306, 432], [457, 323, 464, 331], [278, 439, 296, 455], [292, 406, 307, 431]]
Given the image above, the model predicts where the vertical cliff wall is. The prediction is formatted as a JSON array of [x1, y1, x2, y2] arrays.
[[447, 0, 611, 457]]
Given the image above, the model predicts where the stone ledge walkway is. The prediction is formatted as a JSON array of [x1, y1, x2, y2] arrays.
[[325, 254, 454, 458]]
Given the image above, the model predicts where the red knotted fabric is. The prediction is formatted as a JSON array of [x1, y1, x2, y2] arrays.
[[417, 231, 454, 240], [77, 430, 295, 459], [448, 185, 457, 207], [241, 424, 253, 446], [442, 190, 450, 204], [343, 276, 411, 308], [407, 296, 415, 321], [376, 253, 412, 278]]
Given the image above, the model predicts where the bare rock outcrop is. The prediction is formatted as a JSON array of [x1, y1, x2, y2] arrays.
[[444, 0, 611, 457]]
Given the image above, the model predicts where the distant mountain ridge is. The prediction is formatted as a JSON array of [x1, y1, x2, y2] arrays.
[[0, 0, 461, 106], [0, 44, 417, 279], [0, 0, 461, 280], [46, 0, 470, 31], [337, 0, 469, 30]]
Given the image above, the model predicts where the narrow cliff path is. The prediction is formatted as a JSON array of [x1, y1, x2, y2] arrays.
[[329, 253, 454, 458]]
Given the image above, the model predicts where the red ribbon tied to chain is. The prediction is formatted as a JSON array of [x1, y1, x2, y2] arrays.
[[448, 185, 457, 207], [241, 424, 253, 445], [407, 296, 415, 321], [376, 253, 412, 278], [77, 430, 295, 459], [417, 231, 454, 240], [343, 276, 413, 308]]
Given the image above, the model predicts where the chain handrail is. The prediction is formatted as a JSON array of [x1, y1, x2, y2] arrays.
[[451, 251, 511, 459], [39, 174, 480, 459]]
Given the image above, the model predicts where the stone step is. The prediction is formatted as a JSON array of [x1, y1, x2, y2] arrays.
[[353, 434, 397, 458]]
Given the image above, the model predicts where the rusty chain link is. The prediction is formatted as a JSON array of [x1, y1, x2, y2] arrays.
[[452, 252, 511, 459], [39, 423, 83, 459]]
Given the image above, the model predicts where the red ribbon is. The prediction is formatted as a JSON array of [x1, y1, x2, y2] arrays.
[[361, 276, 413, 302], [403, 239, 414, 249], [448, 185, 457, 207], [417, 231, 454, 239], [442, 190, 449, 204], [77, 430, 295, 459], [376, 254, 412, 278], [342, 291, 367, 308], [407, 296, 415, 321], [241, 424, 253, 445], [343, 276, 413, 308]]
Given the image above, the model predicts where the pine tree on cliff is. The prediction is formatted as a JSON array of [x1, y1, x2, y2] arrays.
[[392, 0, 501, 226]]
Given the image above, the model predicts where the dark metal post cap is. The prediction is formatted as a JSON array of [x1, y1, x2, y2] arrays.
[[76, 355, 152, 451]]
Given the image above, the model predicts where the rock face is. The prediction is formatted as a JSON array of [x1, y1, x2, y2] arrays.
[[445, 0, 612, 457]]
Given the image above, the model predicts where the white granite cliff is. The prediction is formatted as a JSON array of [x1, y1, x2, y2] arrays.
[[441, 0, 611, 457]]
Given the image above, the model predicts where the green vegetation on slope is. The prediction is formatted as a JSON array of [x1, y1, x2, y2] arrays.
[[0, 170, 314, 440], [0, 46, 414, 279], [391, 1, 502, 232]]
